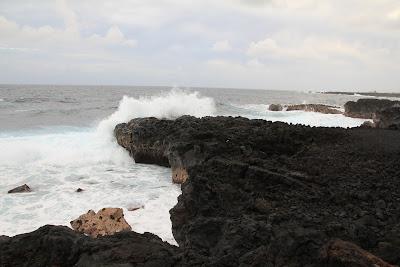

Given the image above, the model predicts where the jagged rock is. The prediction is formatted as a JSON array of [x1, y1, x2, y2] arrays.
[[70, 208, 131, 238], [320, 239, 395, 267], [374, 106, 400, 130], [0, 225, 179, 267], [7, 184, 31, 193], [115, 116, 400, 266], [268, 104, 283, 111], [344, 98, 400, 119], [286, 104, 342, 114]]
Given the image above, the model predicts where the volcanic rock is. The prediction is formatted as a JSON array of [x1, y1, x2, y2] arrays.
[[344, 98, 400, 119], [374, 106, 400, 130], [320, 239, 395, 267], [115, 116, 400, 266], [7, 184, 31, 193], [0, 225, 178, 267], [268, 104, 283, 111], [286, 103, 342, 114], [70, 208, 131, 238]]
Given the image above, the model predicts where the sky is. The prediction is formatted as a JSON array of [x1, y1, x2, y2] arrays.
[[0, 0, 399, 91]]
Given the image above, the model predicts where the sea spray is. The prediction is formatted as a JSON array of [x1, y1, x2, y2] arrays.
[[96, 89, 217, 141]]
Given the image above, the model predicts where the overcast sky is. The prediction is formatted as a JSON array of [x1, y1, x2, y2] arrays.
[[0, 0, 399, 91]]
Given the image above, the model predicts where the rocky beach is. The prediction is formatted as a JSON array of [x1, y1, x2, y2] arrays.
[[1, 99, 400, 266]]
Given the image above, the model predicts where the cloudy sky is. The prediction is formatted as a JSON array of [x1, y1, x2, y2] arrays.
[[0, 0, 399, 91]]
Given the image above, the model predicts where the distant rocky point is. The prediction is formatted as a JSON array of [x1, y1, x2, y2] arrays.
[[268, 103, 342, 114], [323, 91, 400, 98]]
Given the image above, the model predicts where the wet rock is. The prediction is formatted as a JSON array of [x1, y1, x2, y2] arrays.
[[320, 239, 395, 267], [286, 103, 342, 114], [268, 104, 283, 111], [70, 208, 131, 238], [344, 98, 400, 119], [7, 184, 31, 193], [0, 225, 178, 267]]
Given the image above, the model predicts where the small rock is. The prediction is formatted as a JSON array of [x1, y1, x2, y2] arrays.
[[268, 104, 283, 111], [76, 188, 84, 192], [8, 184, 31, 194], [70, 208, 131, 238], [128, 205, 144, 212]]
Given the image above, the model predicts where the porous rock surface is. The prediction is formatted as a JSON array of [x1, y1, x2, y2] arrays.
[[344, 98, 400, 119], [286, 104, 342, 114], [70, 208, 132, 238], [2, 116, 400, 266]]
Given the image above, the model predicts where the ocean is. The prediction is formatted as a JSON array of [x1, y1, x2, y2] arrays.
[[0, 84, 376, 244]]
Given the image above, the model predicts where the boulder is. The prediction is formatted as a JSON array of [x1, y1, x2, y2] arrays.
[[286, 104, 342, 114], [344, 98, 400, 119], [268, 104, 283, 111], [70, 208, 131, 238], [320, 239, 395, 267], [7, 184, 31, 193]]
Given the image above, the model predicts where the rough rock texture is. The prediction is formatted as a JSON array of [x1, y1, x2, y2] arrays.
[[374, 106, 400, 130], [2, 116, 400, 266], [70, 208, 132, 238], [7, 184, 31, 193], [268, 104, 283, 111], [115, 116, 400, 266], [320, 239, 396, 267], [344, 98, 400, 119], [286, 104, 342, 114], [0, 225, 179, 267]]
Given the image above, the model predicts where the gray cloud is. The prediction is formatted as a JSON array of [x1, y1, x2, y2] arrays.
[[0, 0, 399, 91]]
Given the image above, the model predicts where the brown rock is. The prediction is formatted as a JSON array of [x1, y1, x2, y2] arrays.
[[172, 166, 189, 184], [286, 104, 342, 114], [8, 184, 31, 194], [70, 208, 131, 238], [268, 104, 283, 111], [320, 239, 396, 267]]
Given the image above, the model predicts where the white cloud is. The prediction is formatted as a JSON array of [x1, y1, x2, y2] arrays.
[[212, 40, 232, 52], [0, 0, 399, 91]]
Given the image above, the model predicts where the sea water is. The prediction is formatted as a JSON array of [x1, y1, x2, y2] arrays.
[[0, 85, 373, 244]]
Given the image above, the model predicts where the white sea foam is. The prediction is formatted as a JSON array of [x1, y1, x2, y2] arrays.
[[227, 103, 369, 128], [0, 89, 216, 244]]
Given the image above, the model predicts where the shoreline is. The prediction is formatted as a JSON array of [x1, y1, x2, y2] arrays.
[[2, 115, 399, 266]]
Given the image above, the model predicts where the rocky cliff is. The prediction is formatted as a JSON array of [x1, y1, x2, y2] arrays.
[[2, 116, 400, 266]]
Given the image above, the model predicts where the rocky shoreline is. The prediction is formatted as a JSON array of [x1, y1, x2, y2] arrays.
[[2, 114, 400, 266]]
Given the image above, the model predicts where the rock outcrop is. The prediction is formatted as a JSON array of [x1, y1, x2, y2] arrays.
[[2, 116, 400, 266], [286, 104, 342, 114], [268, 104, 283, 111], [70, 208, 131, 238], [7, 184, 31, 193], [344, 98, 400, 119], [374, 106, 400, 130], [0, 225, 178, 267], [115, 116, 400, 266]]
